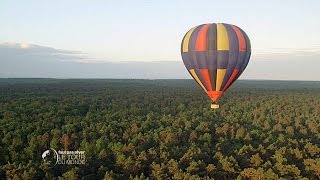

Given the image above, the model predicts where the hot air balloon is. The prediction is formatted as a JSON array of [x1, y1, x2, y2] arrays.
[[181, 23, 251, 109]]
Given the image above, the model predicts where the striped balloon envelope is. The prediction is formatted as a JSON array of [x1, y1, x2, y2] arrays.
[[181, 23, 251, 108]]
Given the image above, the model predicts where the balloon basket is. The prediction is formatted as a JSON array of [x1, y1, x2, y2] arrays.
[[211, 103, 220, 109]]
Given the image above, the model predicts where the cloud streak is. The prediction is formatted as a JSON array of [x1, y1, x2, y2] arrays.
[[253, 47, 320, 57], [0, 42, 87, 62]]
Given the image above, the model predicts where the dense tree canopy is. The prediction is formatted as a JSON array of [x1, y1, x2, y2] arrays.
[[0, 79, 319, 179]]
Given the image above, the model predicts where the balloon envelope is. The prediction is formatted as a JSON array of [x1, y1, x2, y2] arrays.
[[181, 23, 251, 102]]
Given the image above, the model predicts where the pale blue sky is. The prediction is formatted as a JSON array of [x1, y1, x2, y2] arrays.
[[1, 1, 320, 80]]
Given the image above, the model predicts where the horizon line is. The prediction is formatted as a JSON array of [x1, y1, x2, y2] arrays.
[[1, 77, 319, 82]]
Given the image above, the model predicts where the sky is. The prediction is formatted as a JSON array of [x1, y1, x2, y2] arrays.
[[1, 0, 320, 80]]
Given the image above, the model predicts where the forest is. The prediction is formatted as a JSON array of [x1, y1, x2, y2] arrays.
[[0, 78, 319, 180]]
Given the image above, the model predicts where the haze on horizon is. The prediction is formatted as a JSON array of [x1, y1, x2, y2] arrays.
[[1, 0, 320, 80]]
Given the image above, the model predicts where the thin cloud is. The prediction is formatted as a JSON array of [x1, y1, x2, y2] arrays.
[[0, 42, 87, 61], [253, 47, 320, 57]]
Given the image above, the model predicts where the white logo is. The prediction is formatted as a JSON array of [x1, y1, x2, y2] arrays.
[[42, 148, 59, 167], [42, 148, 86, 167]]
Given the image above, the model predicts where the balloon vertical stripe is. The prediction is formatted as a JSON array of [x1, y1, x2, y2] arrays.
[[182, 27, 197, 52], [195, 24, 210, 51], [207, 24, 217, 51], [189, 69, 207, 91], [217, 23, 229, 50], [232, 25, 246, 52]]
